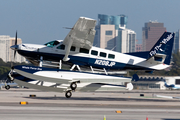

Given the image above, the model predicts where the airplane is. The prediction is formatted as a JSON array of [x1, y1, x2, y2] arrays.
[[164, 80, 180, 90], [9, 65, 135, 98], [10, 17, 175, 74], [7, 17, 175, 98]]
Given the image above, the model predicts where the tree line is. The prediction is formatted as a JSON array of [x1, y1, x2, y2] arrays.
[[0, 58, 28, 79]]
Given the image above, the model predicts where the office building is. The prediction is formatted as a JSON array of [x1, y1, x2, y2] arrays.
[[0, 35, 26, 63], [136, 40, 142, 52], [94, 14, 136, 53], [173, 30, 180, 53], [142, 21, 166, 51]]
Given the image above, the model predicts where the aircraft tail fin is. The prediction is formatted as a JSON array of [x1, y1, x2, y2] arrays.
[[164, 80, 175, 88], [147, 32, 175, 65], [132, 74, 139, 82]]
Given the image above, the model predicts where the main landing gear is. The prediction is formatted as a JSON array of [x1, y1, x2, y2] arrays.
[[70, 82, 77, 91], [4, 70, 14, 90], [65, 82, 77, 98], [65, 90, 72, 98]]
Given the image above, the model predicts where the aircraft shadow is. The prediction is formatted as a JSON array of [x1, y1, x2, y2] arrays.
[[162, 118, 180, 120], [25, 96, 179, 102]]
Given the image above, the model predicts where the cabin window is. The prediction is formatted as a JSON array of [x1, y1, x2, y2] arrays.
[[44, 40, 60, 48], [175, 79, 180, 85], [100, 52, 106, 58], [108, 54, 115, 59], [57, 44, 65, 50], [91, 50, 98, 56], [80, 48, 89, 54], [70, 46, 76, 51]]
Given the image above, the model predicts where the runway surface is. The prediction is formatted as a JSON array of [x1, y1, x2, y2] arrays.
[[0, 88, 180, 120]]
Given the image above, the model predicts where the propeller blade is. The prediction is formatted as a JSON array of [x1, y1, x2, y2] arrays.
[[13, 31, 17, 64], [15, 31, 17, 45], [11, 31, 18, 68], [14, 50, 17, 60]]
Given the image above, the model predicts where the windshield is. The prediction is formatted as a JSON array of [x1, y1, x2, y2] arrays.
[[44, 40, 60, 48]]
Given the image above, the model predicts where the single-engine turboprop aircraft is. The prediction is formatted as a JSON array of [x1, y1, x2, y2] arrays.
[[8, 17, 175, 98], [10, 17, 175, 73], [10, 65, 134, 98]]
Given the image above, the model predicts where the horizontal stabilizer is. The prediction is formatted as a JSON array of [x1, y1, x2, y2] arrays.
[[146, 53, 167, 64]]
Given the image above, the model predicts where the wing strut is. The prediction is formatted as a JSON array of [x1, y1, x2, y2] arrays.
[[70, 64, 81, 71], [103, 68, 108, 75], [59, 60, 62, 69], [63, 37, 73, 61], [39, 56, 43, 67]]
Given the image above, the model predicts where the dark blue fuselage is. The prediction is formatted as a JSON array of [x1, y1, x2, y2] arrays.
[[18, 50, 152, 71]]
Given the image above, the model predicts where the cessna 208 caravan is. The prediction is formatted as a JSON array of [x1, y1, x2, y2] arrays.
[[9, 17, 175, 98]]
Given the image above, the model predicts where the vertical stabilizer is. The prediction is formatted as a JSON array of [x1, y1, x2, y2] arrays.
[[148, 32, 175, 65]]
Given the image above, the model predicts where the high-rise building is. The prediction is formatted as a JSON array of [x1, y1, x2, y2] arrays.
[[142, 21, 166, 51], [94, 14, 136, 53], [173, 30, 180, 53], [0, 35, 26, 63], [135, 40, 142, 52]]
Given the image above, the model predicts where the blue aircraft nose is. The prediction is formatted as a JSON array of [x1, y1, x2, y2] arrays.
[[10, 45, 19, 50]]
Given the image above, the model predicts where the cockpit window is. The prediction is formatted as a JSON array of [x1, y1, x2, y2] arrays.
[[44, 40, 60, 48]]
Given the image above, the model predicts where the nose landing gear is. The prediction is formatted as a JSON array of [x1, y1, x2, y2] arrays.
[[5, 85, 10, 90]]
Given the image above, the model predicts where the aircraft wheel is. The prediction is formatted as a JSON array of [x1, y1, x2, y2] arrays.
[[70, 82, 77, 90], [65, 90, 72, 98], [5, 85, 10, 90]]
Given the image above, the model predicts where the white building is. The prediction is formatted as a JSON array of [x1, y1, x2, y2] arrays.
[[0, 35, 26, 63], [117, 28, 136, 53], [133, 76, 180, 90]]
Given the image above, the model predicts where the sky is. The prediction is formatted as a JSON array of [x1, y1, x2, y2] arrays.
[[0, 0, 180, 44]]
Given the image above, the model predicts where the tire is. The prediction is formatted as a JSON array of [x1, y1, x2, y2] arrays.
[[5, 85, 10, 90], [70, 82, 77, 90], [65, 90, 72, 98]]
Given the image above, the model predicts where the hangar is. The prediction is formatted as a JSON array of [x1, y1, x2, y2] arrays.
[[132, 76, 180, 90]]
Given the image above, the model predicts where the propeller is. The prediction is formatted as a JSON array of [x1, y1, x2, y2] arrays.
[[14, 31, 17, 59], [5, 31, 18, 89], [10, 31, 18, 68]]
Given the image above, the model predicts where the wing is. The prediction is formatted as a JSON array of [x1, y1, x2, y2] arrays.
[[63, 17, 96, 61]]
